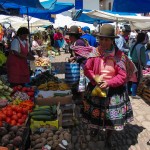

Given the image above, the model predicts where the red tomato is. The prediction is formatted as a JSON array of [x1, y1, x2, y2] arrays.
[[27, 92, 34, 97], [13, 111, 17, 115], [0, 114, 6, 121], [21, 87, 27, 92], [6, 117, 11, 124], [17, 85, 22, 90], [0, 121, 2, 127], [18, 119, 24, 124], [16, 107, 23, 113], [11, 105, 18, 111], [10, 120, 17, 126], [12, 115, 18, 121], [6, 111, 12, 117], [2, 110, 7, 115], [22, 108, 28, 114], [17, 113, 22, 118], [0, 117, 2, 121]]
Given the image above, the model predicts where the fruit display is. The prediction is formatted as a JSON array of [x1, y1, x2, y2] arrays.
[[0, 80, 13, 103], [30, 126, 71, 150], [35, 57, 50, 66], [0, 123, 28, 149], [38, 81, 70, 91], [0, 104, 29, 126], [12, 85, 35, 101], [0, 51, 7, 67], [30, 70, 61, 86]]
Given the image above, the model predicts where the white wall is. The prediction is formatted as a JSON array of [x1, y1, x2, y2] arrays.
[[57, 0, 100, 14]]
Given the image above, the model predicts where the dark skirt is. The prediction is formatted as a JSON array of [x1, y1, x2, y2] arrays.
[[81, 83, 133, 131]]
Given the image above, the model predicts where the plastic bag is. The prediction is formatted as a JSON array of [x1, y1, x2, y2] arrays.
[[91, 86, 107, 97]]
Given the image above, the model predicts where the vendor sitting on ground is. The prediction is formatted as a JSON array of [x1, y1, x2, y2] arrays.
[[32, 35, 44, 57]]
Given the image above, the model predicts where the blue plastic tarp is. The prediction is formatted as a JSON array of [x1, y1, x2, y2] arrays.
[[0, 0, 44, 9], [73, 10, 111, 24], [112, 0, 150, 13], [1, 2, 74, 21]]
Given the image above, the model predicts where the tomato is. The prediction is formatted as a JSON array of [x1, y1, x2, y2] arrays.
[[17, 85, 22, 90], [27, 92, 34, 97], [2, 110, 7, 115], [0, 114, 6, 121], [16, 107, 23, 113], [6, 111, 12, 117], [6, 117, 11, 124], [11, 105, 18, 111], [10, 120, 17, 126], [18, 119, 24, 124], [17, 113, 22, 118], [13, 111, 17, 115], [22, 108, 28, 114], [22, 114, 27, 120], [21, 87, 27, 92], [0, 121, 2, 127], [0, 117, 2, 121], [12, 115, 18, 121]]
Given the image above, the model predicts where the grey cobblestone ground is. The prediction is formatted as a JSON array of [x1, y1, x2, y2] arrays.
[[52, 51, 150, 150]]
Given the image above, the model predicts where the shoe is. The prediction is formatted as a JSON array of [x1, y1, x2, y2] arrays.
[[131, 95, 141, 99]]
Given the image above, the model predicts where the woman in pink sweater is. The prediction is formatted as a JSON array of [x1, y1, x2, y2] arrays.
[[82, 24, 134, 148]]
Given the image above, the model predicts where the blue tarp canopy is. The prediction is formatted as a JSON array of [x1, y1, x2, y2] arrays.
[[112, 0, 150, 13], [20, 2, 74, 15], [73, 9, 136, 24], [0, 0, 44, 9], [73, 9, 111, 24], [1, 2, 74, 21]]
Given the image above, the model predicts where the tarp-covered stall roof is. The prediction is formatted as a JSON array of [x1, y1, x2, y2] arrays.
[[86, 10, 150, 22]]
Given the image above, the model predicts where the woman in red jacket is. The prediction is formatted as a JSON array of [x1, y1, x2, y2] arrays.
[[82, 24, 134, 148]]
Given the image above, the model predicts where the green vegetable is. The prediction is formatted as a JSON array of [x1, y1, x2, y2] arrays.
[[54, 93, 69, 97], [30, 111, 51, 116], [32, 115, 52, 121]]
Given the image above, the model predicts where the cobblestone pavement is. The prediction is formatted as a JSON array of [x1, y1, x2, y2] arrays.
[[52, 51, 150, 150]]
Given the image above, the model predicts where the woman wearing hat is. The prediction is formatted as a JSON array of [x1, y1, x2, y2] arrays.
[[82, 24, 134, 147], [6, 27, 34, 87]]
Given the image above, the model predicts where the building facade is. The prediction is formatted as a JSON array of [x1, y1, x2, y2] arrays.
[[58, 0, 114, 17]]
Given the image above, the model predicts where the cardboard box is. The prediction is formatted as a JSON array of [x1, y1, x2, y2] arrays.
[[35, 95, 73, 106]]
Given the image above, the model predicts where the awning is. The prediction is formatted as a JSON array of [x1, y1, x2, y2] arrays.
[[73, 9, 111, 24], [86, 10, 150, 22]]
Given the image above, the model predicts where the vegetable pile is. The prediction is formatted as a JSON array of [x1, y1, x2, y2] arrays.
[[30, 125, 71, 150], [0, 124, 27, 149], [0, 102, 34, 126]]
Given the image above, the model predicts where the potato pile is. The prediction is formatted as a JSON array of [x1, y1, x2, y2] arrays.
[[35, 57, 50, 66], [0, 124, 26, 150], [30, 125, 72, 150]]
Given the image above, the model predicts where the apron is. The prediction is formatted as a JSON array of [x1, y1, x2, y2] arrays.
[[7, 39, 30, 84]]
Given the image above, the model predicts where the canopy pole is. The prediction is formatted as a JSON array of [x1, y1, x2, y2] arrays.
[[27, 7, 31, 52], [115, 19, 118, 35]]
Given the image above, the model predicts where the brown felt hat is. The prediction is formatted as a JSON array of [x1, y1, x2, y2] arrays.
[[67, 25, 82, 35], [96, 24, 119, 38]]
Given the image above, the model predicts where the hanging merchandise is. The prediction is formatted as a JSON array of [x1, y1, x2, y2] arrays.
[[78, 66, 86, 92], [65, 62, 80, 85]]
